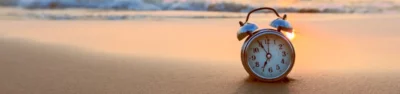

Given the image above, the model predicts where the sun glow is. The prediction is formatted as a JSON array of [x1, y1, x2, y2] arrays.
[[284, 30, 295, 40], [278, 0, 299, 7]]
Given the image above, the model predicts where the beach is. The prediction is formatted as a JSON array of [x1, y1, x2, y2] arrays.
[[1, 11, 400, 94]]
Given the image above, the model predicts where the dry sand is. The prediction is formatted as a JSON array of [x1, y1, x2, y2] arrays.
[[1, 13, 400, 94]]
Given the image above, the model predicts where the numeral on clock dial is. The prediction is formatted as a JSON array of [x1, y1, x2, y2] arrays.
[[279, 44, 284, 50], [282, 51, 287, 57], [268, 67, 273, 73], [281, 59, 285, 64], [276, 65, 280, 70], [251, 55, 256, 61], [258, 43, 263, 47], [255, 62, 259, 67], [253, 48, 259, 53]]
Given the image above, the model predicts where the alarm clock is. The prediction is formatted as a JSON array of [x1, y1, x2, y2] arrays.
[[237, 7, 296, 82]]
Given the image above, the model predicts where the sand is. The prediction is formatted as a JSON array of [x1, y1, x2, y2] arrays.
[[1, 12, 400, 94]]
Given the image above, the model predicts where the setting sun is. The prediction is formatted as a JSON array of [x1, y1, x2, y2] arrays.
[[285, 30, 295, 40]]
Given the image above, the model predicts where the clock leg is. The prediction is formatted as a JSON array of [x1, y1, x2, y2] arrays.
[[281, 77, 290, 83], [246, 75, 258, 82]]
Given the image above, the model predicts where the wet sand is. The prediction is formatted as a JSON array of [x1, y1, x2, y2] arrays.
[[1, 13, 400, 94]]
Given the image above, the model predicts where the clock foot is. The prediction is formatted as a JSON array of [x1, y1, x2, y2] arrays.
[[280, 77, 291, 83], [245, 75, 258, 82], [251, 77, 258, 81]]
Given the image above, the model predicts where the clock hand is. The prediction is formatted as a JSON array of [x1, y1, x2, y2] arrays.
[[257, 41, 268, 53], [267, 39, 271, 61], [267, 39, 270, 53], [262, 60, 268, 72]]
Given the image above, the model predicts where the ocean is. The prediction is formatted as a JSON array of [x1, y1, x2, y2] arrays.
[[1, 0, 400, 13], [1, 0, 399, 20]]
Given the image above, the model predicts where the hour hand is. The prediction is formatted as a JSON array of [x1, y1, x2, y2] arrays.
[[262, 61, 268, 72]]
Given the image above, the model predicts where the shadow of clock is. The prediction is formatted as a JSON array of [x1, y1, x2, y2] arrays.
[[235, 76, 295, 94]]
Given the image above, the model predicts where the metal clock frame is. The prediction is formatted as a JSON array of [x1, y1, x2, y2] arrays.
[[240, 29, 296, 82]]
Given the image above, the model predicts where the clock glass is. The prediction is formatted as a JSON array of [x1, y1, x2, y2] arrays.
[[245, 33, 294, 80]]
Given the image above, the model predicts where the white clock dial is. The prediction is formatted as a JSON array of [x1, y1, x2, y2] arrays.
[[245, 33, 294, 80]]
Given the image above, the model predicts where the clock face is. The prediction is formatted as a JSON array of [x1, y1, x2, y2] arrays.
[[244, 33, 294, 80]]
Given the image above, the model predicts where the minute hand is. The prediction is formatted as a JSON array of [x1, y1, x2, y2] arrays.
[[257, 41, 268, 53]]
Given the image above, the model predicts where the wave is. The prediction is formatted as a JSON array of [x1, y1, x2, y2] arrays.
[[14, 0, 255, 12], [7, 12, 245, 20], [2, 0, 400, 13]]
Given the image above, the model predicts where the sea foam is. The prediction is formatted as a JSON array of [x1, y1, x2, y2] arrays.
[[1, 0, 397, 13]]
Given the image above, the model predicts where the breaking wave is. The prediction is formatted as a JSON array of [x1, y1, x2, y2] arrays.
[[6, 12, 246, 20], [1, 0, 400, 13]]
